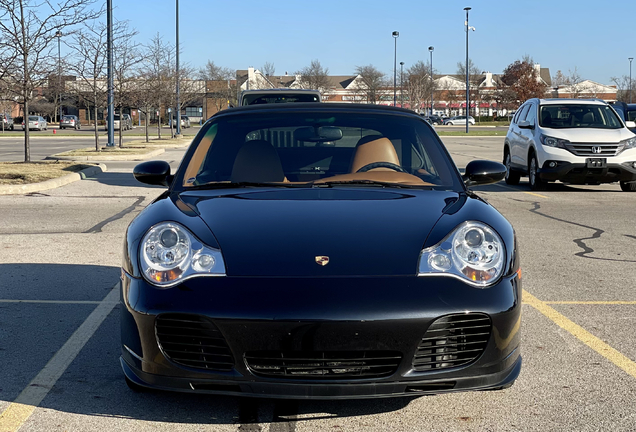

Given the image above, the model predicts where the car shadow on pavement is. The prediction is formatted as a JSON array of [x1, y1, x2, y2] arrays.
[[86, 171, 164, 189]]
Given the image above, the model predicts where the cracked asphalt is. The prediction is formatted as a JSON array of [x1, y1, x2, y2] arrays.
[[1, 139, 635, 431]]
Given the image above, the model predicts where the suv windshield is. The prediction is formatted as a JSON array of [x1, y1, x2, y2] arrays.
[[539, 104, 623, 129], [179, 111, 461, 190]]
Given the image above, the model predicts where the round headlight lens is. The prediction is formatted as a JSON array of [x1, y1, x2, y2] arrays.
[[139, 222, 226, 287], [418, 221, 506, 287]]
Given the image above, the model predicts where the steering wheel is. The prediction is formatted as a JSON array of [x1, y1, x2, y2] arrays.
[[356, 162, 407, 173]]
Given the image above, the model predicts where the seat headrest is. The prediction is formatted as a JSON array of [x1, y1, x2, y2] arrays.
[[231, 140, 285, 183], [350, 136, 400, 173]]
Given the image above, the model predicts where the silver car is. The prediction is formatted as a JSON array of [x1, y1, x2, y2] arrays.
[[60, 115, 81, 130], [22, 116, 47, 131]]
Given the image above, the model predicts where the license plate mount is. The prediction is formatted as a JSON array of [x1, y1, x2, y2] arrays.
[[586, 158, 606, 168]]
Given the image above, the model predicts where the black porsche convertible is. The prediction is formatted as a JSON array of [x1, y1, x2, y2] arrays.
[[120, 103, 521, 399]]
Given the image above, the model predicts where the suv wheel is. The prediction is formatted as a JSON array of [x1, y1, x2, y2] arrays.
[[620, 181, 636, 192], [528, 154, 547, 191], [504, 152, 520, 185]]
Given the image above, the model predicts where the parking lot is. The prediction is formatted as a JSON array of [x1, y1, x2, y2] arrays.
[[0, 137, 635, 431]]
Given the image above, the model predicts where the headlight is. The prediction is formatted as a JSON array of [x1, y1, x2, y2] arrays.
[[418, 221, 505, 287], [140, 222, 226, 287], [540, 134, 569, 148], [619, 136, 636, 151]]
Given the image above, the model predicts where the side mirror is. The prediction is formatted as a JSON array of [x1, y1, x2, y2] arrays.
[[133, 160, 172, 187], [626, 121, 636, 129], [518, 120, 534, 129], [463, 160, 506, 186]]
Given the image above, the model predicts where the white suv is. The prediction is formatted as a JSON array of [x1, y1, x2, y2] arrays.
[[503, 98, 636, 191]]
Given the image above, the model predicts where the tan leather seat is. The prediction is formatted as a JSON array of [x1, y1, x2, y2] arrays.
[[350, 135, 401, 173], [231, 140, 286, 182]]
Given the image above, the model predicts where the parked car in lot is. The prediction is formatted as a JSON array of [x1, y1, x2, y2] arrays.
[[239, 88, 321, 106], [122, 103, 521, 398], [503, 98, 636, 191], [609, 101, 636, 133], [421, 114, 444, 125], [122, 114, 132, 130], [22, 116, 47, 131], [443, 115, 475, 126], [0, 114, 14, 130], [172, 115, 191, 128], [60, 115, 81, 130]]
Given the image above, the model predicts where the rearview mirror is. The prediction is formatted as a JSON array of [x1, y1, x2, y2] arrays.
[[463, 160, 506, 186], [626, 121, 636, 129], [294, 126, 343, 142], [133, 160, 172, 187]]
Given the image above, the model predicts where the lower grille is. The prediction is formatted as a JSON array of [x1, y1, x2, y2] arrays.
[[245, 351, 402, 379], [155, 314, 234, 371], [412, 313, 491, 371]]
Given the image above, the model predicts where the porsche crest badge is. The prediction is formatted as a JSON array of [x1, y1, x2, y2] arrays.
[[315, 256, 330, 266]]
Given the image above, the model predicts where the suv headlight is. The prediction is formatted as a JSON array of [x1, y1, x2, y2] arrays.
[[140, 222, 226, 287], [619, 136, 636, 152], [540, 134, 569, 148], [418, 221, 505, 287]]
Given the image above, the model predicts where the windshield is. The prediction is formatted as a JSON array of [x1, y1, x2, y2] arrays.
[[178, 110, 462, 191], [28, 116, 38, 121], [539, 104, 623, 129], [113, 115, 121, 120], [242, 93, 320, 105]]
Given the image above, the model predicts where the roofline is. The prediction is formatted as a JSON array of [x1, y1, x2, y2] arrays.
[[211, 102, 421, 119]]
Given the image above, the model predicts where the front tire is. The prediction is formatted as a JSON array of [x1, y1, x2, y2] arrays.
[[504, 151, 521, 185], [620, 181, 636, 192], [528, 153, 547, 191]]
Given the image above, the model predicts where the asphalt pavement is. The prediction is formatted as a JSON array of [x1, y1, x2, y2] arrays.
[[0, 139, 635, 431]]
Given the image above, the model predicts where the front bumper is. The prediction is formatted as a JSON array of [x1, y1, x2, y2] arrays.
[[120, 272, 522, 399], [538, 161, 636, 184]]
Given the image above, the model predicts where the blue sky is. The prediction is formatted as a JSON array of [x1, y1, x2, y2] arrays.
[[110, 0, 635, 85]]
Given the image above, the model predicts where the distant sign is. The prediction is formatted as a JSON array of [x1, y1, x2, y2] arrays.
[[199, 107, 202, 112]]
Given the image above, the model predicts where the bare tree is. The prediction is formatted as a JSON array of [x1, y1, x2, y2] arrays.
[[261, 61, 275, 77], [67, 21, 109, 150], [611, 75, 635, 103], [295, 59, 330, 93], [456, 59, 481, 117], [406, 61, 435, 113], [199, 60, 235, 112], [0, 0, 101, 162], [565, 67, 583, 98], [138, 33, 174, 141], [112, 21, 141, 147], [353, 64, 386, 104]]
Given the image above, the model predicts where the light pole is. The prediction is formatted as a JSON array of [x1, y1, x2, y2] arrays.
[[106, 0, 114, 147], [175, 0, 181, 137], [399, 61, 404, 107], [630, 57, 633, 104], [56, 31, 62, 124], [428, 46, 434, 116], [464, 7, 474, 133], [392, 31, 399, 106]]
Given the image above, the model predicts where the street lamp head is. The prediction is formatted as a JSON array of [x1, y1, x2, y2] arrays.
[[464, 6, 471, 11], [630, 58, 634, 62], [400, 61, 404, 66], [392, 31, 399, 38], [428, 46, 434, 52], [55, 30, 62, 37]]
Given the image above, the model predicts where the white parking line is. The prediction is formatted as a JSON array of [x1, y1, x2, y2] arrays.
[[0, 283, 119, 432]]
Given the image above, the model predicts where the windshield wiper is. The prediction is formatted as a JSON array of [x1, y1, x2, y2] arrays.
[[311, 180, 432, 189], [187, 181, 306, 190]]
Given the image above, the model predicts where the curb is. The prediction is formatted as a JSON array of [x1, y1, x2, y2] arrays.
[[47, 148, 165, 161], [0, 163, 107, 196]]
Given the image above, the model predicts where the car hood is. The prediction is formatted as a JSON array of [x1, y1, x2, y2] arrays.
[[541, 127, 633, 142], [179, 188, 459, 277]]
